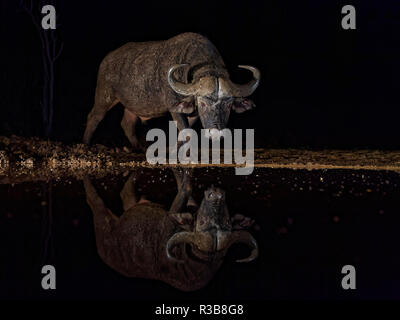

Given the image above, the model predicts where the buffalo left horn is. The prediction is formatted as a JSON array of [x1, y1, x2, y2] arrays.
[[227, 230, 259, 263], [167, 64, 198, 96], [166, 231, 196, 264], [229, 65, 260, 97]]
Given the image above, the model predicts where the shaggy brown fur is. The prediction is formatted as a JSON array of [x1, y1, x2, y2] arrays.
[[83, 33, 229, 148], [83, 170, 224, 291]]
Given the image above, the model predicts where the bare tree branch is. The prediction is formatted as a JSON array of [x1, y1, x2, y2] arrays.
[[19, 0, 63, 137], [54, 42, 64, 61]]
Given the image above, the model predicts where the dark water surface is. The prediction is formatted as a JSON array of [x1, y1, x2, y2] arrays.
[[0, 167, 399, 300]]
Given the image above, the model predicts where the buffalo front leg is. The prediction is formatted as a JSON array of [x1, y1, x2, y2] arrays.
[[170, 112, 190, 152], [188, 115, 199, 128], [170, 168, 194, 213], [170, 112, 189, 131], [172, 168, 197, 208], [121, 109, 141, 150]]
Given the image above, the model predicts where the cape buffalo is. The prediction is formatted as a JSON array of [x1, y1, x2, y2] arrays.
[[83, 169, 258, 291], [83, 32, 260, 148]]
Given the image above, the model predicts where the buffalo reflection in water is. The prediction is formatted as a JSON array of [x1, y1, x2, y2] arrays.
[[83, 169, 258, 291]]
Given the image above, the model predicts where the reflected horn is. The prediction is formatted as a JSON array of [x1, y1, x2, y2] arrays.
[[227, 231, 259, 263], [166, 231, 196, 264]]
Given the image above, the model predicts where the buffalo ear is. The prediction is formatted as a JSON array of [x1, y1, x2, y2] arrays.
[[170, 97, 196, 114], [232, 98, 256, 113], [171, 213, 194, 231]]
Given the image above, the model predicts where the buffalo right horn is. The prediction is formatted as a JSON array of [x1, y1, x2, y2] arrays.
[[167, 64, 198, 96], [227, 230, 259, 263], [229, 65, 260, 97]]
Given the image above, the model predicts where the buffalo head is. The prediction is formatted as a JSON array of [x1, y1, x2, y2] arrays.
[[166, 185, 258, 263], [168, 64, 260, 139]]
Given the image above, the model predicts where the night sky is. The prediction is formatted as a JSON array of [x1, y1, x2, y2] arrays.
[[2, 0, 400, 149]]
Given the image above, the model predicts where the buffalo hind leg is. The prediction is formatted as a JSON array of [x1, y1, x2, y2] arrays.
[[170, 168, 197, 212], [121, 109, 142, 150], [83, 176, 118, 232], [83, 176, 119, 261], [83, 83, 118, 144]]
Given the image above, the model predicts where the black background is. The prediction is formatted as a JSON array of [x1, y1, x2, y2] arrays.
[[2, 0, 400, 304], [1, 0, 399, 148]]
